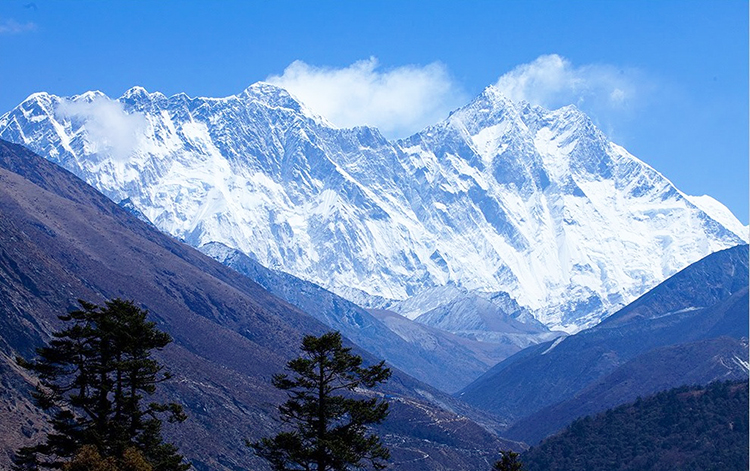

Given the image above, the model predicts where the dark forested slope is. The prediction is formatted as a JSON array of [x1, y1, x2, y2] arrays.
[[522, 380, 749, 471]]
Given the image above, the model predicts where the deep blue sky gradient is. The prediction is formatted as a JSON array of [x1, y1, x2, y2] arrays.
[[0, 0, 747, 223]]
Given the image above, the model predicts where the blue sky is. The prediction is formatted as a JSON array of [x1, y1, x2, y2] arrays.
[[0, 0, 747, 223]]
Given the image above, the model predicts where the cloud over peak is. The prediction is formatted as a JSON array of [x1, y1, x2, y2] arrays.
[[56, 96, 147, 163], [267, 58, 467, 139], [495, 54, 643, 112]]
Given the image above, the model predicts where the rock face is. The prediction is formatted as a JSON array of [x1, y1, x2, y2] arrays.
[[0, 84, 745, 332], [0, 139, 514, 471], [458, 244, 749, 443]]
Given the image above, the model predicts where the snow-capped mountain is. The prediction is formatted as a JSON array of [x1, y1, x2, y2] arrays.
[[0, 83, 745, 332]]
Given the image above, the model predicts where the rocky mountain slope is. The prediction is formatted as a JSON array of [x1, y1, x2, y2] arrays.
[[0, 139, 514, 470], [458, 244, 749, 443], [0, 84, 745, 332]]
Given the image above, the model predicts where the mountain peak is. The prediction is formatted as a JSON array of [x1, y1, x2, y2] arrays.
[[71, 90, 108, 102], [0, 82, 745, 333], [23, 91, 55, 103], [461, 84, 521, 119], [243, 80, 287, 94], [241, 81, 300, 106], [460, 85, 593, 136], [478, 84, 517, 106], [241, 81, 332, 125], [122, 85, 150, 98]]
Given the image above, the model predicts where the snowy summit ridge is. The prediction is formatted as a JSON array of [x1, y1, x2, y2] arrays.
[[0, 83, 745, 332]]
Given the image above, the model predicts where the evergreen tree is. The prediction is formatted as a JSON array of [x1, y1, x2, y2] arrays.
[[253, 331, 392, 471], [13, 299, 188, 471], [493, 450, 525, 471], [62, 445, 153, 471]]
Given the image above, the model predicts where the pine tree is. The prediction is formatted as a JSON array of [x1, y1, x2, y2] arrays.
[[13, 299, 188, 471], [252, 331, 391, 471], [493, 450, 525, 471]]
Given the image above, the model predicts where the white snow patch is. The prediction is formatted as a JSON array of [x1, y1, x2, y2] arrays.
[[541, 336, 565, 355], [687, 194, 748, 242]]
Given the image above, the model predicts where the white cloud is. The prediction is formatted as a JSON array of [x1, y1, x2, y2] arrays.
[[56, 96, 147, 162], [495, 54, 644, 114], [267, 57, 467, 139], [0, 18, 37, 34]]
